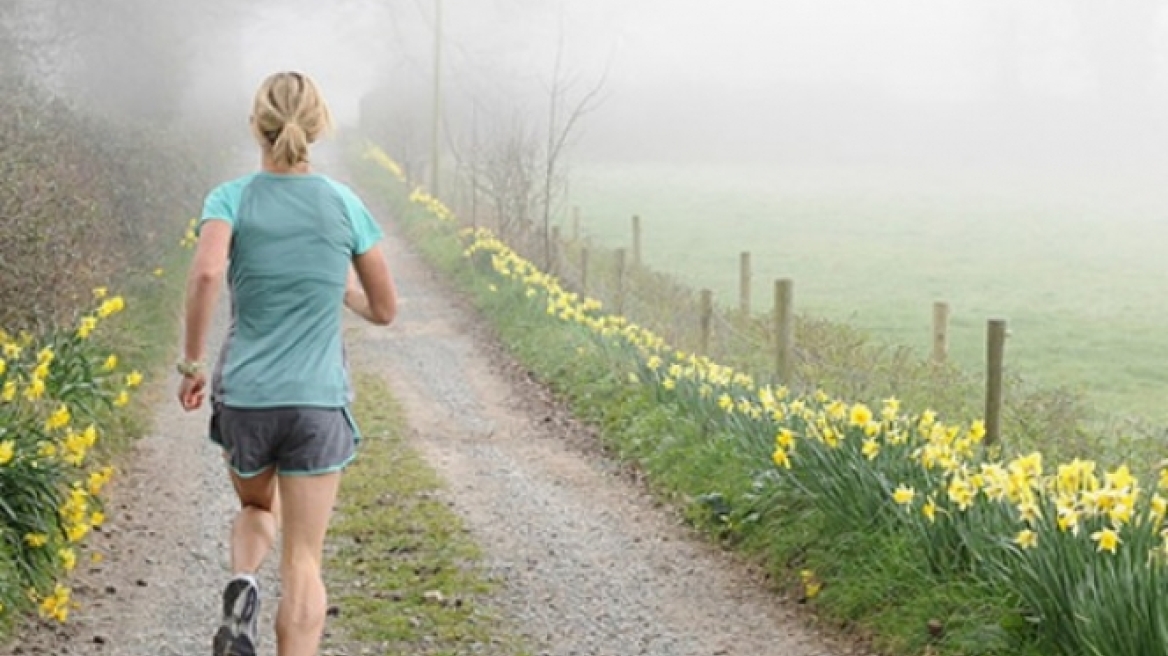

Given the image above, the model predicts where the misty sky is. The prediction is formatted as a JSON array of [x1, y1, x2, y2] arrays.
[[216, 1, 1168, 167]]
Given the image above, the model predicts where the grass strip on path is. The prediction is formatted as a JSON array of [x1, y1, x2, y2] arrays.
[[324, 373, 529, 656]]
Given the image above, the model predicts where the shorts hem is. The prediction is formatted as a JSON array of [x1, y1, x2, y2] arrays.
[[229, 463, 276, 479], [277, 453, 357, 477]]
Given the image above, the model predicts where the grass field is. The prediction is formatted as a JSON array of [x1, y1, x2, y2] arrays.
[[567, 161, 1168, 424]]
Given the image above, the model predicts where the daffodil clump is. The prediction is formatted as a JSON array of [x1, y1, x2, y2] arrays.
[[407, 186, 456, 223], [368, 143, 1168, 655], [363, 143, 455, 223], [362, 143, 407, 183], [0, 288, 141, 626]]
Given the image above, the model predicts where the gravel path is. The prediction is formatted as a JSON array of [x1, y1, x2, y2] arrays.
[[4, 156, 851, 656]]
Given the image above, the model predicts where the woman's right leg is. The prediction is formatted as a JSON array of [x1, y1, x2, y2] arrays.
[[274, 472, 342, 656]]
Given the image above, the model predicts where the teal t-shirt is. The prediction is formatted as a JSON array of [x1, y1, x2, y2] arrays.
[[198, 172, 384, 409]]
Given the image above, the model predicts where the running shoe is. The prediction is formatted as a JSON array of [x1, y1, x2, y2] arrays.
[[212, 574, 260, 656]]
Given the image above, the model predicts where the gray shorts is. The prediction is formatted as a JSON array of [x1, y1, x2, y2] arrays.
[[209, 404, 358, 478]]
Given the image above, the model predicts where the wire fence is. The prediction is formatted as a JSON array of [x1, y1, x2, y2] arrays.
[[424, 176, 1168, 474]]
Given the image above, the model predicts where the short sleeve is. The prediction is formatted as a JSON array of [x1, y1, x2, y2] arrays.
[[331, 182, 384, 255], [198, 177, 250, 234], [348, 198, 384, 255]]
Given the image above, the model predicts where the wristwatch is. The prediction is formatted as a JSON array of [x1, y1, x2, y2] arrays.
[[176, 360, 205, 377]]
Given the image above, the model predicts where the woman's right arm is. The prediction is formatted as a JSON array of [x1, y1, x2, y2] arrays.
[[345, 247, 397, 326]]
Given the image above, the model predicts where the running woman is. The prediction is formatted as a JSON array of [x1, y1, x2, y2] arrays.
[[177, 71, 398, 656]]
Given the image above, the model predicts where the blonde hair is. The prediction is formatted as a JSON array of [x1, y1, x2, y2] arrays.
[[251, 71, 334, 168]]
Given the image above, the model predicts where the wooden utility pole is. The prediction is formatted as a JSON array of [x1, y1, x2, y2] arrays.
[[429, 0, 443, 196]]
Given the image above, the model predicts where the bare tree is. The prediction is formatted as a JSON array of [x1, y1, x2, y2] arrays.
[[473, 111, 541, 241], [536, 24, 609, 271]]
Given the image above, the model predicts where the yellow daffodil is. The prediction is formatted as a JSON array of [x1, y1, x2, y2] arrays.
[[1017, 501, 1040, 525], [97, 296, 125, 318], [772, 447, 791, 470], [1153, 495, 1167, 521], [76, 315, 98, 339], [948, 476, 976, 512], [880, 397, 900, 422], [58, 548, 76, 572], [1091, 527, 1121, 554], [893, 485, 915, 506], [45, 405, 71, 432], [849, 403, 872, 427], [922, 496, 937, 523], [1014, 529, 1038, 550], [38, 584, 71, 623]]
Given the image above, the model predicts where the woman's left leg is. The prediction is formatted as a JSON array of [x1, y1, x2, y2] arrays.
[[227, 465, 281, 575]]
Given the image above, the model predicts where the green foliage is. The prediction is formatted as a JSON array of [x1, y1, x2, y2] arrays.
[[0, 296, 133, 626]]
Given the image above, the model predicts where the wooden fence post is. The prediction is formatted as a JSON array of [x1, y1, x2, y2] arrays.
[[985, 319, 1008, 447], [739, 252, 752, 316], [632, 215, 642, 267], [774, 279, 794, 385], [615, 248, 627, 315], [932, 302, 950, 364], [699, 289, 714, 356]]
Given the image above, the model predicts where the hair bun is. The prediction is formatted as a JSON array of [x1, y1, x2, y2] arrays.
[[251, 72, 334, 168]]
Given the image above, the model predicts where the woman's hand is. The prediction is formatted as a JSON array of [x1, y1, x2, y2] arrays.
[[178, 372, 208, 411], [344, 268, 365, 310], [344, 265, 394, 325]]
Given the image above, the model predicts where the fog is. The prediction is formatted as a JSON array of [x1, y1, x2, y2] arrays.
[[7, 1, 1167, 173], [6, 0, 1168, 414], [299, 0, 1168, 171]]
